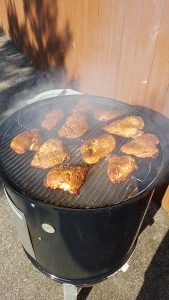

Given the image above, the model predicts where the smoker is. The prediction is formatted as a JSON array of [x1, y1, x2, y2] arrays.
[[0, 92, 164, 299]]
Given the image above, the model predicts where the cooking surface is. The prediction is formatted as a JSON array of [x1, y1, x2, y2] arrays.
[[0, 95, 163, 208]]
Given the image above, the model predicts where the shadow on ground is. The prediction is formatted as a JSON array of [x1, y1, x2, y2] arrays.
[[78, 287, 93, 300], [136, 230, 169, 300], [136, 185, 169, 299]]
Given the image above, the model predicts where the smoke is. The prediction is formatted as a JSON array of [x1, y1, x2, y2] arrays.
[[0, 66, 79, 123], [13, 67, 77, 104]]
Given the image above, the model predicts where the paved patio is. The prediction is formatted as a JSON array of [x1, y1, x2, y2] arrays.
[[0, 32, 169, 300]]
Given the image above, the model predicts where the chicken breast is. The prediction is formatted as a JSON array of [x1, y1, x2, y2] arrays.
[[31, 139, 70, 169], [121, 133, 159, 158], [107, 155, 138, 184], [44, 165, 89, 194], [10, 129, 41, 154], [103, 115, 144, 138], [94, 109, 121, 121], [41, 109, 63, 130], [80, 134, 116, 164], [58, 113, 88, 138], [72, 96, 93, 113]]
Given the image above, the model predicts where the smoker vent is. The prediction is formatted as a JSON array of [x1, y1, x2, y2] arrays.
[[0, 95, 163, 209]]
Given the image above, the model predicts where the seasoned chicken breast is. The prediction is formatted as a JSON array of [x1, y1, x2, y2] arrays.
[[80, 134, 116, 164], [41, 109, 63, 130], [107, 155, 138, 184], [58, 113, 88, 138], [72, 96, 93, 113], [31, 139, 70, 169], [10, 129, 41, 154], [94, 109, 121, 121], [44, 165, 89, 194], [121, 133, 159, 158], [103, 115, 144, 138]]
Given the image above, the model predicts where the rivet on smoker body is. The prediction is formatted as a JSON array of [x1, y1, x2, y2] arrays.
[[41, 223, 55, 233]]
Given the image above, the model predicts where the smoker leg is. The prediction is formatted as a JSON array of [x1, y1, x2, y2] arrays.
[[63, 284, 78, 300], [121, 262, 129, 273]]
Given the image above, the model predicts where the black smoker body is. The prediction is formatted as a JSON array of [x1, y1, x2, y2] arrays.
[[6, 186, 151, 285]]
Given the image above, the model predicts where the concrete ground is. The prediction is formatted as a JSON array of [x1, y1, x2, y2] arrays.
[[0, 32, 169, 300]]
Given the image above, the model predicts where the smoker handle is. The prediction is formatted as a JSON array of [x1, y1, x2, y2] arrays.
[[26, 88, 82, 105], [4, 188, 36, 260], [63, 284, 78, 300]]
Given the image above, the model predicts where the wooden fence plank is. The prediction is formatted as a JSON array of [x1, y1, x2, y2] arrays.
[[130, 0, 165, 106], [115, 0, 143, 103], [143, 0, 169, 112]]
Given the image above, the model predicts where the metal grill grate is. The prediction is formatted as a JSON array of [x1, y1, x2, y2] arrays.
[[0, 95, 163, 209]]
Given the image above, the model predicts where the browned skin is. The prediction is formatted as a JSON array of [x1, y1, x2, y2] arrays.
[[72, 96, 93, 113], [80, 134, 116, 164], [31, 139, 70, 169], [94, 109, 121, 121], [121, 133, 159, 158], [10, 129, 41, 154], [58, 113, 88, 138], [103, 115, 144, 138], [41, 109, 63, 130], [44, 165, 89, 194], [107, 155, 138, 184]]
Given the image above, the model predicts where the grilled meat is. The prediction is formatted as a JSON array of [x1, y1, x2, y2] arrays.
[[73, 96, 93, 113], [107, 155, 138, 184], [31, 139, 70, 169], [80, 134, 116, 164], [44, 165, 89, 194], [41, 109, 63, 130], [10, 129, 41, 154], [103, 115, 144, 138], [58, 113, 88, 138], [121, 133, 159, 158], [94, 109, 121, 121]]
